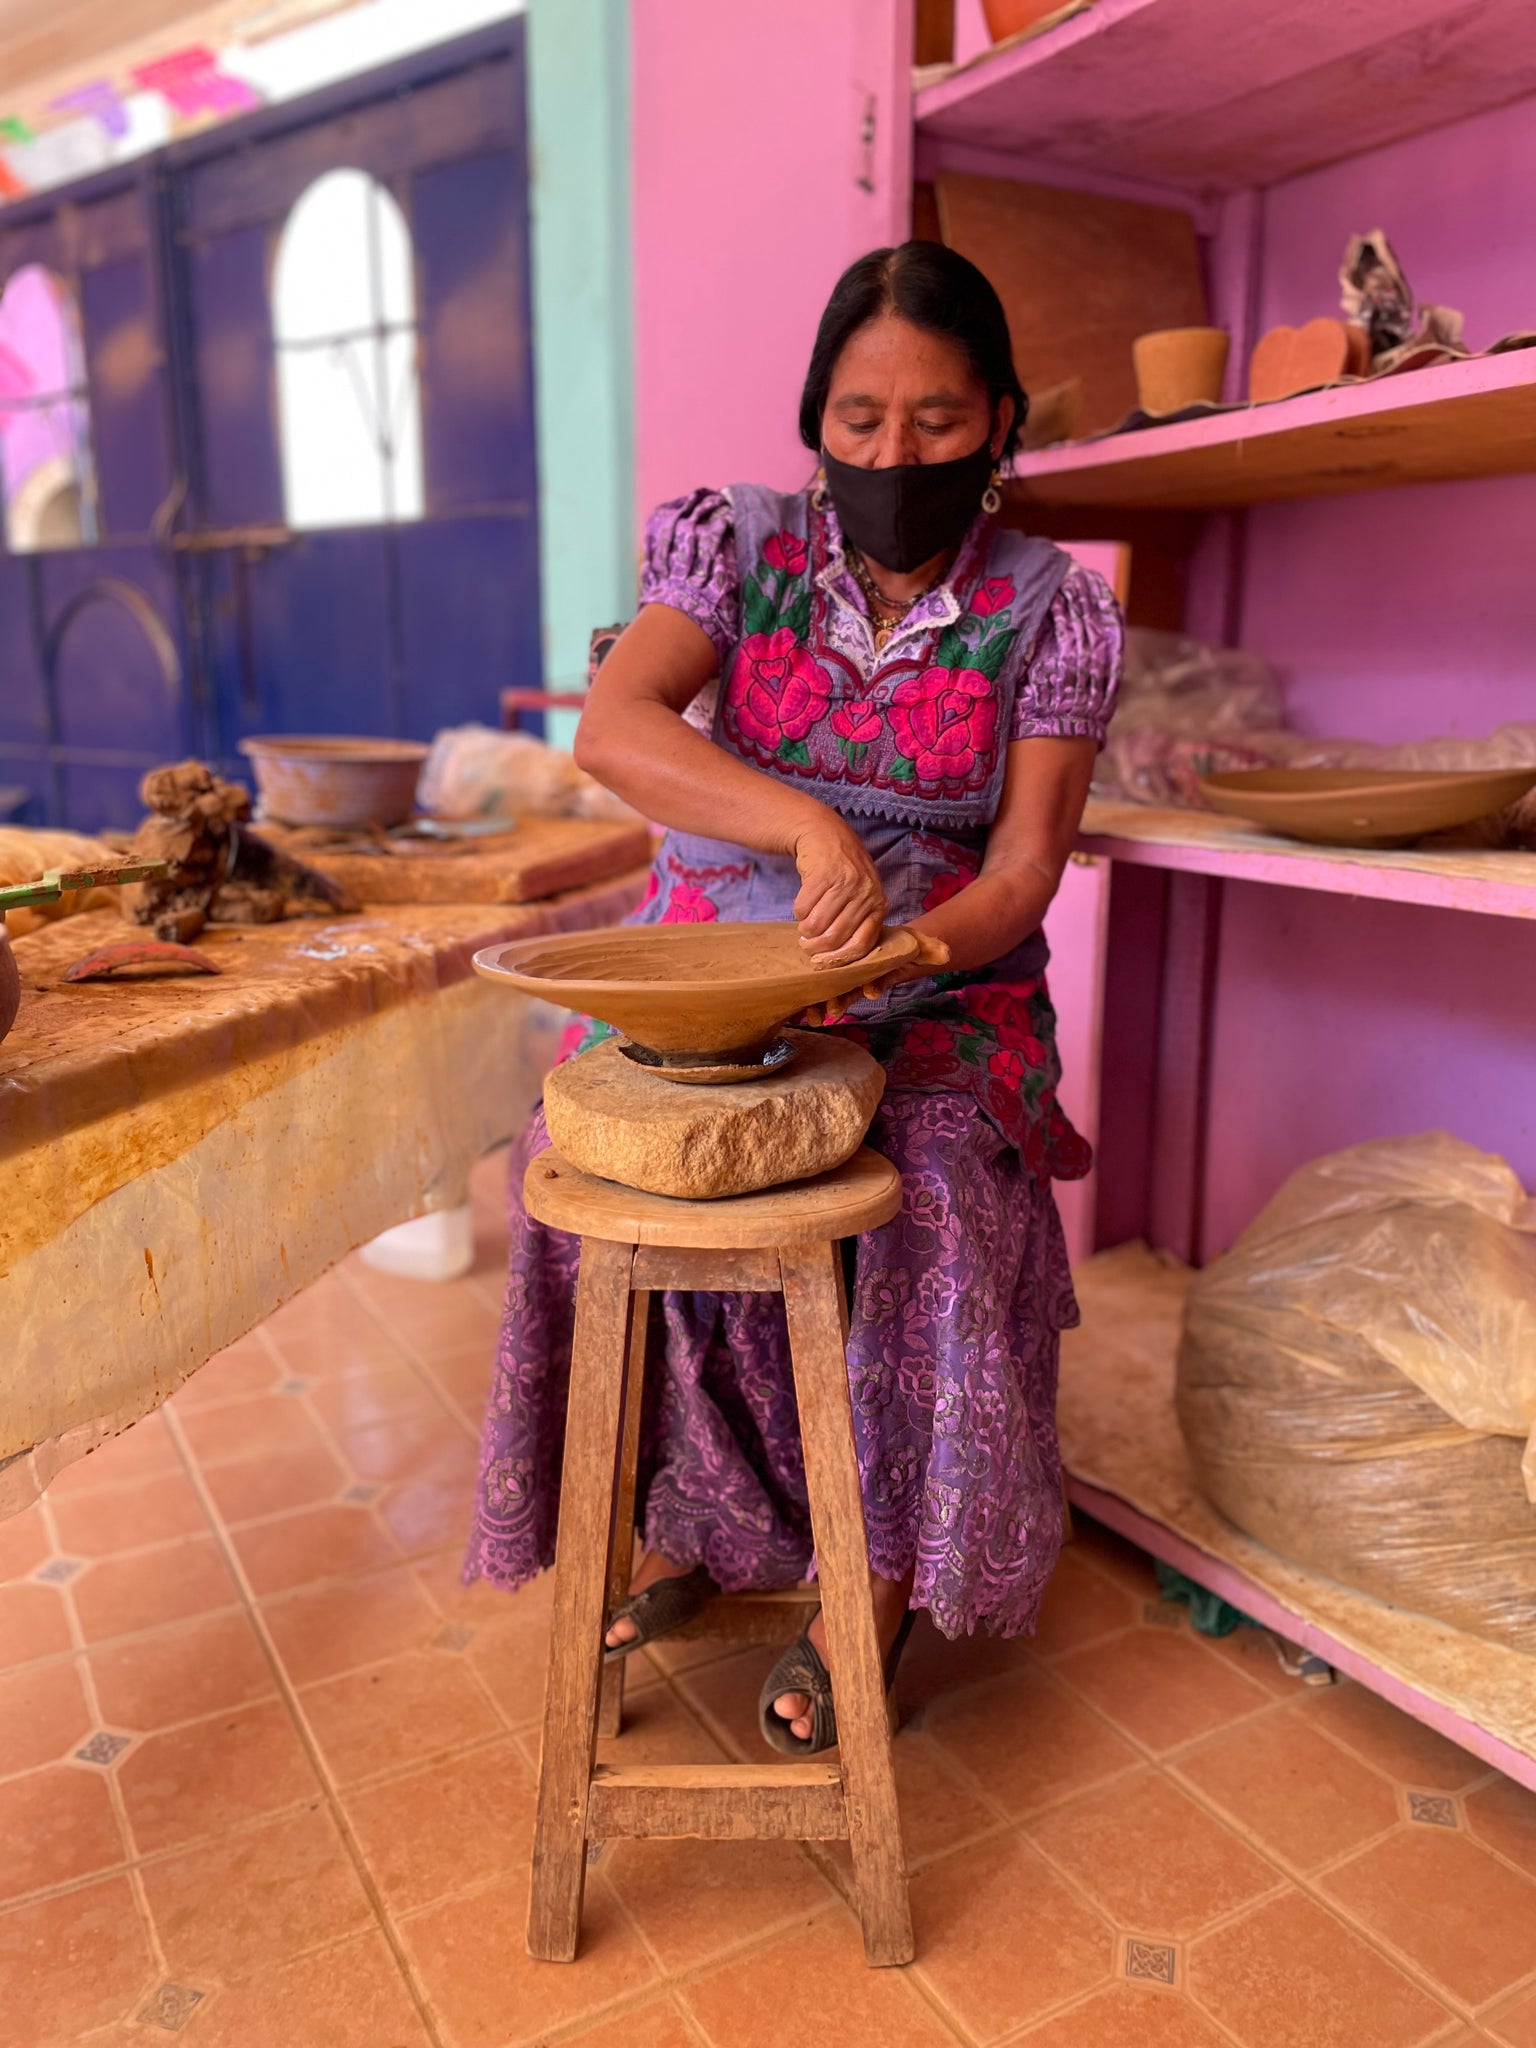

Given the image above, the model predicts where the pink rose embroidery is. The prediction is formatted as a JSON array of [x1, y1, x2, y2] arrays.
[[889, 666, 998, 783], [831, 699, 882, 745], [969, 576, 1015, 618], [988, 1045, 1027, 1085], [661, 883, 718, 923], [729, 629, 831, 751], [922, 868, 970, 912], [763, 530, 808, 575]]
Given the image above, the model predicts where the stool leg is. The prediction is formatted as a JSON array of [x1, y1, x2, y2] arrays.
[[780, 1241, 913, 1969], [598, 1288, 649, 1739], [527, 1237, 637, 1963]]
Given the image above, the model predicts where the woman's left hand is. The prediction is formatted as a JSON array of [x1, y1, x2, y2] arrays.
[[797, 929, 951, 1028]]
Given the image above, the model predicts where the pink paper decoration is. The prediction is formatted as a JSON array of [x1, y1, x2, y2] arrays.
[[49, 80, 131, 139], [131, 46, 260, 122]]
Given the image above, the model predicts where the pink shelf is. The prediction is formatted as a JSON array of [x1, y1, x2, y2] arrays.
[[915, 0, 1536, 195], [1008, 350, 1536, 511], [1077, 801, 1536, 921]]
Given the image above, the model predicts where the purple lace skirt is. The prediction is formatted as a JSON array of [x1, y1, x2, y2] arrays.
[[463, 1089, 1079, 1639]]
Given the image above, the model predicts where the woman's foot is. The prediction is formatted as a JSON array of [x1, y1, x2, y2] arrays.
[[772, 1565, 915, 1742], [604, 1548, 695, 1651]]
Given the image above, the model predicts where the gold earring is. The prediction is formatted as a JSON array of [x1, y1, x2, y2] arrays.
[[982, 468, 1003, 516], [812, 464, 829, 511]]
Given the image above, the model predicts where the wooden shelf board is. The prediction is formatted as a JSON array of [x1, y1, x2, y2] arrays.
[[1061, 1245, 1536, 1791], [915, 0, 1536, 196], [1008, 350, 1536, 511], [1077, 798, 1536, 921]]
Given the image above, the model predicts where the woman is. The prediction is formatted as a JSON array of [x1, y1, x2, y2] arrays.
[[465, 241, 1122, 1754]]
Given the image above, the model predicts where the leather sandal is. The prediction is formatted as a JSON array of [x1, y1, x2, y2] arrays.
[[603, 1561, 715, 1663], [758, 1609, 916, 1757]]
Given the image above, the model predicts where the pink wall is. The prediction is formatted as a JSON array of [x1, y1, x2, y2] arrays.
[[1191, 93, 1536, 1253], [630, 0, 912, 520]]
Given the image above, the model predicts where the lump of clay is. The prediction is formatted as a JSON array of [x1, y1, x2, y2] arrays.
[[121, 760, 358, 943]]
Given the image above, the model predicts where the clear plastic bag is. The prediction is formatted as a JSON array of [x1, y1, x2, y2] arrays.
[[1177, 1133, 1536, 1651], [417, 724, 642, 825]]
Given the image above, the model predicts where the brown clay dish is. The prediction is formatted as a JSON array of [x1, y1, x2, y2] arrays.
[[240, 736, 429, 829], [1200, 766, 1536, 849], [473, 921, 920, 1066]]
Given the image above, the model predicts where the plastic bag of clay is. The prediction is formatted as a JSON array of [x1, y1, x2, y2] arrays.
[[1177, 1132, 1536, 1652], [1285, 722, 1536, 849], [417, 724, 642, 825]]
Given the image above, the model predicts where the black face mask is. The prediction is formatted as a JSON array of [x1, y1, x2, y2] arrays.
[[821, 438, 994, 574]]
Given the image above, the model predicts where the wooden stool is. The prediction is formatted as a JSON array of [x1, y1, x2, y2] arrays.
[[523, 1144, 914, 1968]]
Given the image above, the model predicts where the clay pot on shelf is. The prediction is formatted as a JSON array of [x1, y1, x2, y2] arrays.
[[982, 0, 1072, 42], [1132, 327, 1231, 416]]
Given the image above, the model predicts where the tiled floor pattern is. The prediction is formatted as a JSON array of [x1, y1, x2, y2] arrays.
[[4, 1153, 1536, 2047]]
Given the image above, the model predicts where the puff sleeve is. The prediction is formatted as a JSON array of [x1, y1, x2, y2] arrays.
[[638, 488, 740, 669], [1010, 563, 1124, 745]]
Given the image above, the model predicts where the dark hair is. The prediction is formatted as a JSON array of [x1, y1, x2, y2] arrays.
[[798, 241, 1028, 462]]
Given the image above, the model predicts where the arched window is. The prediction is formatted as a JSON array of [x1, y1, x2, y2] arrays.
[[0, 264, 97, 553], [273, 168, 424, 529]]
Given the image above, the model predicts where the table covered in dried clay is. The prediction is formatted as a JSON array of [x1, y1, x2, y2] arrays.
[[0, 872, 646, 1514]]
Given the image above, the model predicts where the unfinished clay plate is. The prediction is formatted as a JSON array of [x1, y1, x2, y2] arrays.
[[1199, 767, 1536, 849], [473, 921, 919, 1072]]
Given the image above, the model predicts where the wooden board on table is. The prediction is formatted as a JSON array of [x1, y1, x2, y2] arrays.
[[935, 172, 1207, 438], [262, 816, 653, 905]]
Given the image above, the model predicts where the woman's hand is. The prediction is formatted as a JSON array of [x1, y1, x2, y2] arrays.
[[792, 814, 888, 966], [800, 930, 952, 1028]]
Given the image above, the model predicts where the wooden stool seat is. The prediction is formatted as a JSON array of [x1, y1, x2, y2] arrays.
[[523, 1144, 914, 1968]]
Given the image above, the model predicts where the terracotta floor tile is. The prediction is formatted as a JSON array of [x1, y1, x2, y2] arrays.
[[0, 1580, 72, 1664], [0, 1503, 50, 1582], [176, 1394, 331, 1470], [306, 1366, 441, 1434], [333, 1411, 477, 1487], [844, 1727, 997, 1868], [264, 1320, 413, 1379], [170, 1338, 281, 1411], [1027, 1768, 1279, 1940], [175, 1929, 429, 2047], [116, 1698, 320, 1855], [141, 1805, 373, 1981], [47, 1412, 181, 1495], [413, 1548, 540, 1627], [401, 1867, 659, 2048], [1298, 1681, 1488, 1793], [1069, 1517, 1161, 1600], [200, 1442, 349, 1526], [1488, 1984, 1536, 2047], [70, 1536, 242, 1645], [425, 1342, 495, 1419], [0, 1658, 93, 1774], [925, 1661, 1138, 1820], [1176, 1707, 1400, 1872], [1032, 1547, 1142, 1657], [344, 1737, 536, 1911], [262, 1564, 442, 1687], [87, 1610, 275, 1731], [1201, 1625, 1310, 1699], [378, 1469, 479, 1558], [898, 1609, 1038, 1716], [595, 1683, 728, 1769], [557, 1992, 703, 2048], [356, 1282, 500, 1353], [1321, 1826, 1536, 2008], [1189, 1889, 1455, 2048], [1467, 1777, 1536, 1882], [50, 1468, 210, 1558], [0, 1763, 126, 1902], [1015, 1981, 1235, 2047], [605, 1835, 836, 1974], [229, 1503, 399, 1596], [297, 1648, 501, 1785], [682, 1911, 954, 2048], [0, 1874, 155, 2044], [673, 1649, 799, 1764], [907, 1827, 1113, 2036], [1056, 1625, 1273, 1754]]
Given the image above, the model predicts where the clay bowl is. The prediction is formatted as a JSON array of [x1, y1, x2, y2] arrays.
[[1200, 766, 1536, 849], [473, 921, 920, 1077], [240, 736, 429, 829]]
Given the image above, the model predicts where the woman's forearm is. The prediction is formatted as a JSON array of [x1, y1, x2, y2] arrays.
[[908, 860, 1059, 975]]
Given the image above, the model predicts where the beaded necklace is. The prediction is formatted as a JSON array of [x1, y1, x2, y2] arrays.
[[848, 547, 948, 652]]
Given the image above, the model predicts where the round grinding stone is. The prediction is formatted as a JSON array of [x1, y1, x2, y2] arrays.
[[542, 1028, 886, 1199]]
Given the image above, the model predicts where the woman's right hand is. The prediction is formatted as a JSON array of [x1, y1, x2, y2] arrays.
[[791, 812, 888, 966]]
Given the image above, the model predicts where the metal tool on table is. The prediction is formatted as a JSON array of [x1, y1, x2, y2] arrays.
[[0, 859, 171, 1048]]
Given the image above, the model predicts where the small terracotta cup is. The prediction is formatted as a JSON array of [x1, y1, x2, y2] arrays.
[[1132, 327, 1231, 416]]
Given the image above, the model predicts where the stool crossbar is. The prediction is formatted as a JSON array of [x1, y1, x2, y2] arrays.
[[523, 1144, 914, 1968]]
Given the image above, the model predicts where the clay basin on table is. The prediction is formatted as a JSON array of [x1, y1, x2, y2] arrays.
[[1199, 766, 1536, 849], [473, 921, 920, 1079]]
